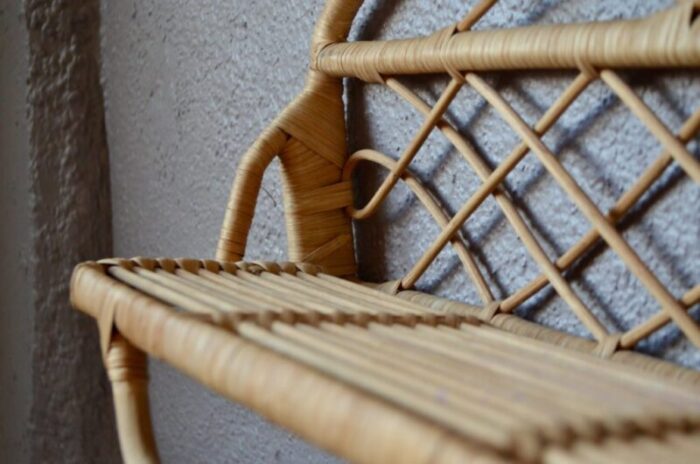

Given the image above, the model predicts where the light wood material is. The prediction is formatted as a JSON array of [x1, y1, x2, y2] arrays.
[[69, 1, 700, 462], [72, 262, 506, 464], [105, 334, 159, 464], [71, 260, 700, 463]]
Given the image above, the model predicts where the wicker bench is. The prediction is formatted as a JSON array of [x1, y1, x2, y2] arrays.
[[70, 1, 700, 462]]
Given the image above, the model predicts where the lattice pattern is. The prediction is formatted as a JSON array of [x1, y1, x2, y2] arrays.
[[341, 0, 700, 352]]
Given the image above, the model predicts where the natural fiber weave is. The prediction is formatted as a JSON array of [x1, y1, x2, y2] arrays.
[[70, 0, 700, 462], [72, 259, 700, 463]]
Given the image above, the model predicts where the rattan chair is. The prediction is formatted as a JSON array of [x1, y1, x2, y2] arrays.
[[70, 1, 700, 462]]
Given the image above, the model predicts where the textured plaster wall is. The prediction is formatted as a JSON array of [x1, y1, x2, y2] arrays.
[[24, 0, 119, 457], [101, 0, 699, 462], [1, 0, 118, 462]]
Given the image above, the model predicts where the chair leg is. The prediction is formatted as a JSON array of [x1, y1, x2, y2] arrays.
[[105, 334, 160, 463]]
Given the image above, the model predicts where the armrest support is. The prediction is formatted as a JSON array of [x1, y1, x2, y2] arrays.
[[216, 126, 288, 262]]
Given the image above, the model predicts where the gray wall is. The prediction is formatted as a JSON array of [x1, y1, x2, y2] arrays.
[[101, 0, 699, 462]]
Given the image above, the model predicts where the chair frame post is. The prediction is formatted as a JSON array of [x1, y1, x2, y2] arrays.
[[105, 334, 160, 464]]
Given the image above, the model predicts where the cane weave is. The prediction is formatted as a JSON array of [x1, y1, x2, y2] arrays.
[[70, 0, 700, 462]]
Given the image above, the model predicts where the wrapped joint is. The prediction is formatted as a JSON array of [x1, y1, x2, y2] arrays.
[[105, 335, 148, 383]]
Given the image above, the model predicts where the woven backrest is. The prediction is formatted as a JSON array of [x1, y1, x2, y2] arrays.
[[218, 0, 700, 357]]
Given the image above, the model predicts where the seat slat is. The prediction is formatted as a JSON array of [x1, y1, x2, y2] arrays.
[[89, 260, 700, 462]]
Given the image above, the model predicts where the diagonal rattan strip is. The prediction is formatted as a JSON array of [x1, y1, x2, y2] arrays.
[[342, 0, 502, 302], [345, 148, 495, 303], [348, 78, 462, 220], [387, 75, 700, 347], [458, 72, 700, 348], [600, 70, 700, 184], [623, 284, 700, 349], [383, 73, 629, 335], [496, 108, 700, 346], [455, 0, 498, 34], [397, 73, 589, 286], [390, 72, 608, 339], [346, 0, 497, 221]]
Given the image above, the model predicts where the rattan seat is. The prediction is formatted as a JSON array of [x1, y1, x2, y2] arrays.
[[71, 258, 700, 463], [70, 1, 700, 463]]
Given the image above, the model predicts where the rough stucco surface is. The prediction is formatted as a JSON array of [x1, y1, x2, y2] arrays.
[[101, 0, 699, 462], [0, 2, 33, 462], [23, 0, 119, 462]]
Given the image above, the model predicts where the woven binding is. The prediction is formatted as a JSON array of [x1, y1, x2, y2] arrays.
[[70, 1, 700, 463]]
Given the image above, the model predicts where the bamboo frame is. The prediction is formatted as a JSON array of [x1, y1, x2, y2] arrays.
[[69, 1, 700, 463]]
